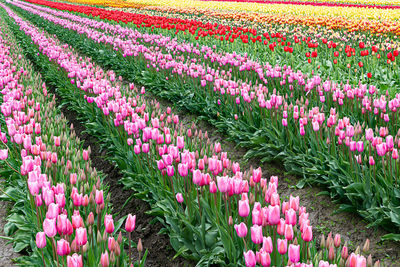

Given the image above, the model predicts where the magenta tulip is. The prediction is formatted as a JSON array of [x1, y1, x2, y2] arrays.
[[125, 214, 136, 232]]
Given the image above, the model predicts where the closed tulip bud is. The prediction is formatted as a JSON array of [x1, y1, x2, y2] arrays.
[[363, 239, 370, 253], [228, 216, 233, 225], [117, 232, 122, 244], [125, 214, 136, 232], [320, 234, 326, 249], [334, 234, 341, 248], [95, 190, 104, 205], [87, 212, 94, 225], [328, 245, 335, 261], [101, 251, 109, 267], [374, 260, 380, 267], [108, 237, 116, 252], [71, 239, 79, 253], [367, 255, 372, 267], [137, 238, 143, 252], [36, 232, 46, 248], [115, 244, 121, 256], [341, 244, 348, 259], [110, 252, 115, 263], [97, 231, 102, 244]]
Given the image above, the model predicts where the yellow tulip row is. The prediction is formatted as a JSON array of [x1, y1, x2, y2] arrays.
[[124, 0, 400, 21]]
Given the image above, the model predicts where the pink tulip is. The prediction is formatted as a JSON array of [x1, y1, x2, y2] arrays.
[[75, 227, 87, 246], [285, 208, 297, 226], [43, 218, 57, 237], [260, 250, 271, 267], [341, 245, 348, 259], [105, 215, 114, 234], [176, 193, 184, 203], [288, 244, 300, 263], [101, 251, 109, 267], [125, 214, 136, 232], [234, 222, 248, 238], [252, 167, 262, 183], [243, 250, 256, 267], [209, 181, 217, 193], [95, 190, 104, 205], [238, 199, 250, 217], [36, 232, 46, 248], [0, 149, 8, 160], [393, 149, 399, 160], [334, 234, 341, 248], [57, 214, 69, 235], [250, 225, 263, 244], [277, 238, 287, 255], [262, 236, 273, 253], [302, 225, 313, 242], [319, 261, 330, 267], [285, 224, 294, 241], [67, 253, 83, 267], [277, 218, 285, 235], [46, 203, 59, 219], [268, 205, 280, 225], [369, 156, 375, 166], [57, 239, 70, 256], [82, 150, 89, 161], [71, 211, 84, 229]]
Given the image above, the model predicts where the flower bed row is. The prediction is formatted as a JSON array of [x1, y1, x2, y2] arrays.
[[20, 0, 400, 93], [10, 0, 400, 238], [0, 6, 145, 266], [2, 2, 376, 266]]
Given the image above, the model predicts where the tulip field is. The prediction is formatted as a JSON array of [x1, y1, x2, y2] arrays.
[[0, 0, 400, 266]]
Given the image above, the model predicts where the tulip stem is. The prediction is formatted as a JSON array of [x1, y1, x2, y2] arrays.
[[128, 232, 132, 266], [196, 186, 202, 218], [41, 249, 46, 267], [51, 237, 59, 267]]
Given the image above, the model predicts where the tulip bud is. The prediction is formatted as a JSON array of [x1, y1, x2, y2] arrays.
[[328, 246, 335, 261], [374, 260, 380, 267], [363, 239, 370, 253], [87, 212, 94, 225], [367, 255, 373, 267], [117, 232, 123, 244], [137, 238, 143, 252], [341, 243, 348, 260], [320, 234, 325, 249], [97, 231, 102, 244]]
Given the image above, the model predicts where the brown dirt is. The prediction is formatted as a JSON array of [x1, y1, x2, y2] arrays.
[[0, 199, 19, 266]]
